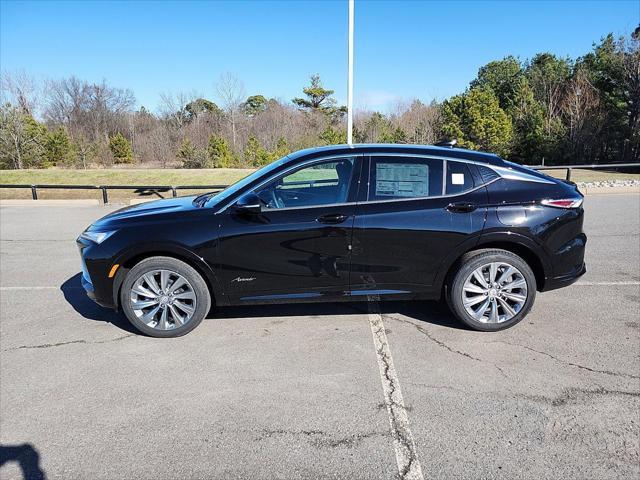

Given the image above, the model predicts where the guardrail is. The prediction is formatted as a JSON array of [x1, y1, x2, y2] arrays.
[[532, 162, 640, 182], [0, 184, 228, 203], [0, 163, 638, 203]]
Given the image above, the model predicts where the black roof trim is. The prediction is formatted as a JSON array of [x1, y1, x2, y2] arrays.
[[286, 144, 504, 166]]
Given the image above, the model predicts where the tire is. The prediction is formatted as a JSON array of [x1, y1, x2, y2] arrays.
[[447, 249, 536, 332], [120, 256, 211, 337]]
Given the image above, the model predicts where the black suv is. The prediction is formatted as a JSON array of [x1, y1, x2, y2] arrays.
[[77, 144, 586, 337]]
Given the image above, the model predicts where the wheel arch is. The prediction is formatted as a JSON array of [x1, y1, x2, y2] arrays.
[[111, 244, 223, 309], [436, 233, 550, 298]]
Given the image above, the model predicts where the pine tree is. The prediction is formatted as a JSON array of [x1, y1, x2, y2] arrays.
[[44, 127, 75, 167], [207, 135, 236, 168], [293, 74, 346, 118], [108, 132, 133, 164]]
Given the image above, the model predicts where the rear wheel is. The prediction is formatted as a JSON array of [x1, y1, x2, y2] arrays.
[[120, 256, 211, 337], [447, 249, 536, 331]]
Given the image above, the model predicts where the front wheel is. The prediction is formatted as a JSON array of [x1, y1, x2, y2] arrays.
[[120, 256, 211, 337], [447, 249, 537, 331]]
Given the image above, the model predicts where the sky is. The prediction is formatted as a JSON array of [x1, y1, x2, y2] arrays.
[[1, 0, 638, 113]]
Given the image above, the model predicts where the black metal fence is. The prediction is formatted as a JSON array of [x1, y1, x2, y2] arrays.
[[532, 163, 639, 182], [0, 184, 227, 203], [1, 163, 638, 204]]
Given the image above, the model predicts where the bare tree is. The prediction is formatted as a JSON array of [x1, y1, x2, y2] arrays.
[[391, 100, 441, 144], [0, 70, 40, 116], [563, 69, 602, 161], [148, 125, 173, 167], [216, 72, 245, 150], [44, 77, 134, 142], [158, 91, 200, 129]]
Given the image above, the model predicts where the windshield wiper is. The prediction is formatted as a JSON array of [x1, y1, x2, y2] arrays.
[[192, 192, 217, 207]]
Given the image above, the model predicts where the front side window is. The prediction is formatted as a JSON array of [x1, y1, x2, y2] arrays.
[[368, 156, 443, 201], [255, 158, 355, 209]]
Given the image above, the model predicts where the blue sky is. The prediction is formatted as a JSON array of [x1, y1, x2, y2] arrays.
[[1, 0, 638, 112]]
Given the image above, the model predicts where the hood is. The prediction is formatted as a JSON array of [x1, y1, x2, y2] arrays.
[[89, 195, 204, 230]]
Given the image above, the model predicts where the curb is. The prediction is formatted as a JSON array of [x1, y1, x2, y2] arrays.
[[581, 186, 640, 195], [0, 199, 102, 206]]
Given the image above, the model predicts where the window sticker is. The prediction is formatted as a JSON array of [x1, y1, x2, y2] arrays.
[[451, 173, 465, 185], [376, 163, 429, 197]]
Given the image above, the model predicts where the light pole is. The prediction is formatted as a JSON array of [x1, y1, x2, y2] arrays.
[[347, 0, 354, 145]]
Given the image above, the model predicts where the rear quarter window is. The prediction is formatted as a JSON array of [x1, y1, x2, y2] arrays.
[[446, 161, 475, 195]]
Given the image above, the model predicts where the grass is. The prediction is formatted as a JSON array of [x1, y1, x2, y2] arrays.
[[539, 168, 640, 183], [0, 168, 255, 201], [0, 166, 638, 201]]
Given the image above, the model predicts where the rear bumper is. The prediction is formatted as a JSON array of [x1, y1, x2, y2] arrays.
[[541, 262, 586, 292]]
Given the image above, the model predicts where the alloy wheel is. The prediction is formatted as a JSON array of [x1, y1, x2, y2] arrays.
[[461, 262, 528, 323], [129, 269, 197, 330]]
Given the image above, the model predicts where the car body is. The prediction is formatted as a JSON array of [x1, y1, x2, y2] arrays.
[[77, 144, 586, 336]]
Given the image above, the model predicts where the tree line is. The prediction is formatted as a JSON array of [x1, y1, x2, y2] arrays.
[[1, 29, 637, 170]]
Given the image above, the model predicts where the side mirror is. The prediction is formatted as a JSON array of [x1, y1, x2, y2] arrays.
[[234, 192, 262, 214]]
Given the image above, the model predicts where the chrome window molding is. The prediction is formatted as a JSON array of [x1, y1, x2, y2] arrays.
[[367, 154, 480, 202], [491, 165, 556, 185], [359, 179, 499, 206], [215, 151, 554, 214], [366, 152, 556, 185]]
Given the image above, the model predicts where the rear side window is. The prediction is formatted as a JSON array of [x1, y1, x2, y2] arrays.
[[446, 161, 475, 195], [368, 156, 443, 201]]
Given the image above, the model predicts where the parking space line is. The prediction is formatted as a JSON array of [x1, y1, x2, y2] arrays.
[[367, 295, 424, 480], [574, 281, 640, 286], [0, 286, 62, 290]]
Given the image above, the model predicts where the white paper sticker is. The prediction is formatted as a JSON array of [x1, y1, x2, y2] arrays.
[[451, 173, 465, 185], [376, 163, 429, 197]]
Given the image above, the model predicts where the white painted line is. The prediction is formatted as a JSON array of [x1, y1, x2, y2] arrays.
[[367, 295, 424, 480], [574, 281, 640, 286], [0, 286, 60, 290], [0, 286, 82, 291]]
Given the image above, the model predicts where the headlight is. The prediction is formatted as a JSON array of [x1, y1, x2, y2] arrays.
[[80, 230, 117, 244]]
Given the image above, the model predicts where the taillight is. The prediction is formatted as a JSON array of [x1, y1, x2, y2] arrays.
[[540, 198, 583, 209]]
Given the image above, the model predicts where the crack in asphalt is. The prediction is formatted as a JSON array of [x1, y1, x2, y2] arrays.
[[3, 333, 136, 352], [255, 428, 386, 449], [383, 314, 481, 362], [384, 314, 510, 380], [493, 341, 640, 380], [518, 386, 640, 407]]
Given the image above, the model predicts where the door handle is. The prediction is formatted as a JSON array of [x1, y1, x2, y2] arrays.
[[446, 202, 478, 213], [317, 213, 349, 224]]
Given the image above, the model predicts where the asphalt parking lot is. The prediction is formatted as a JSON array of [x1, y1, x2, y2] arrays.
[[1, 194, 638, 480]]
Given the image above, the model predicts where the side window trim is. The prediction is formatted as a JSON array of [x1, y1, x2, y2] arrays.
[[361, 154, 495, 205], [442, 159, 447, 196]]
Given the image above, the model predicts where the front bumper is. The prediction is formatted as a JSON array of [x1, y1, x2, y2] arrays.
[[77, 237, 117, 309]]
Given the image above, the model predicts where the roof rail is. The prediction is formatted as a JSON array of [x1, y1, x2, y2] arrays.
[[435, 139, 457, 148]]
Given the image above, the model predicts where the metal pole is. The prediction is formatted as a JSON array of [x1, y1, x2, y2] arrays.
[[347, 0, 354, 145]]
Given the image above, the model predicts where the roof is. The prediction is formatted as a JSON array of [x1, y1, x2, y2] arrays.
[[286, 143, 504, 165]]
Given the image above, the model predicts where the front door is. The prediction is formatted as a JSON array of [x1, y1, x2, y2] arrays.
[[217, 156, 362, 303]]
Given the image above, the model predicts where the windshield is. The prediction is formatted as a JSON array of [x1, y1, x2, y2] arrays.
[[205, 155, 289, 207]]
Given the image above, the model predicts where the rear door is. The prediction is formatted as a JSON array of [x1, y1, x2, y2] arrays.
[[349, 155, 487, 297]]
